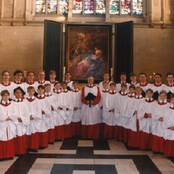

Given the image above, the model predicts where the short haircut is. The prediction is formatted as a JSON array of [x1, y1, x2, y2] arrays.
[[110, 82, 116, 86], [87, 75, 94, 78], [61, 81, 67, 85], [159, 90, 167, 96], [1, 90, 10, 97], [146, 88, 153, 94], [166, 72, 174, 77], [38, 85, 44, 90], [2, 70, 10, 76], [54, 81, 60, 86], [120, 72, 127, 76], [73, 81, 79, 85], [44, 83, 51, 88], [103, 72, 109, 76], [27, 86, 35, 91], [130, 72, 137, 77], [129, 84, 135, 89], [136, 86, 142, 91], [154, 72, 162, 77], [121, 83, 127, 88], [170, 93, 174, 99], [38, 70, 45, 74], [13, 70, 23, 76], [27, 71, 35, 76], [139, 72, 147, 76], [102, 81, 108, 85], [49, 70, 56, 75], [65, 71, 71, 75]]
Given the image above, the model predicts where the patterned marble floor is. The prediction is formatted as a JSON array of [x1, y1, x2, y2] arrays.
[[1, 138, 174, 174]]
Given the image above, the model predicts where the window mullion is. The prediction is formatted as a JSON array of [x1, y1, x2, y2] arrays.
[[45, 0, 48, 15]]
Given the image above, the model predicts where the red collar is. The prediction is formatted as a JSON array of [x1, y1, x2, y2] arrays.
[[49, 80, 56, 84], [87, 84, 95, 88], [0, 102, 11, 107], [145, 99, 155, 103], [36, 95, 45, 99], [1, 82, 11, 86], [14, 81, 22, 84], [140, 82, 148, 87], [53, 89, 62, 94], [38, 80, 45, 84], [169, 106, 174, 110], [62, 90, 68, 93], [72, 89, 79, 93], [154, 83, 162, 87], [166, 83, 174, 87], [102, 89, 109, 93], [26, 98, 35, 102], [26, 81, 35, 85], [13, 99, 23, 102], [119, 92, 127, 96], [158, 101, 168, 105], [109, 91, 117, 95]]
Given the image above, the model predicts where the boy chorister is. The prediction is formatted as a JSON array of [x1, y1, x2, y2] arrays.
[[128, 86, 144, 148], [65, 71, 74, 91], [36, 85, 51, 149], [13, 87, 30, 156], [139, 73, 151, 97], [12, 70, 25, 91], [0, 90, 17, 160], [116, 83, 128, 141], [0, 70, 14, 100], [71, 81, 82, 136], [103, 83, 118, 139], [163, 94, 174, 156], [138, 89, 156, 150], [58, 82, 73, 139], [116, 72, 129, 93], [49, 70, 57, 92], [151, 73, 165, 100], [81, 76, 101, 139], [130, 73, 139, 87], [24, 71, 37, 92], [26, 86, 42, 152], [152, 90, 169, 153], [98, 72, 112, 91], [163, 72, 174, 100], [53, 82, 65, 140], [36, 70, 50, 88], [44, 83, 57, 144]]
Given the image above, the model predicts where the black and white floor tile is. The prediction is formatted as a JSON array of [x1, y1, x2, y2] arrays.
[[1, 138, 174, 174]]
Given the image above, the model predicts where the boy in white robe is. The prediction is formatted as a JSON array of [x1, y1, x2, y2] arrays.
[[130, 73, 139, 87], [103, 82, 119, 139], [13, 87, 30, 156], [116, 72, 129, 93], [98, 72, 112, 91], [36, 85, 51, 149], [81, 76, 101, 139], [26, 86, 42, 152], [36, 70, 50, 88], [49, 70, 57, 93], [0, 90, 17, 160], [44, 83, 58, 144], [138, 88, 157, 150], [65, 71, 74, 91], [163, 94, 174, 156], [24, 71, 37, 92], [71, 81, 82, 136], [152, 90, 170, 153], [0, 70, 14, 100]]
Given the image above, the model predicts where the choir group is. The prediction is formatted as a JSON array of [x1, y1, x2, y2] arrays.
[[1, 69, 174, 161]]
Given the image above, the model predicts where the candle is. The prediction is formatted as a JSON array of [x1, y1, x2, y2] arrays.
[[24, 71, 27, 78], [153, 72, 155, 76], [150, 76, 152, 79], [63, 67, 66, 81]]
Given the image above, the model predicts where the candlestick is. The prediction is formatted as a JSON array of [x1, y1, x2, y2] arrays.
[[63, 66, 66, 81], [111, 68, 114, 82]]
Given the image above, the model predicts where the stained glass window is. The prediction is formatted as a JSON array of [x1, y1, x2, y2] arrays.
[[84, 0, 94, 14], [110, 0, 119, 14], [96, 0, 106, 14], [121, 0, 131, 15], [132, 0, 142, 16], [59, 0, 69, 14], [48, 0, 58, 14], [73, 0, 83, 14], [36, 0, 46, 14]]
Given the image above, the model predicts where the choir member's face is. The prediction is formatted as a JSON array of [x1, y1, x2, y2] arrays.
[[129, 88, 135, 94], [120, 75, 126, 82], [159, 93, 167, 101], [121, 86, 127, 92], [135, 88, 142, 95], [50, 73, 56, 80], [27, 89, 35, 97], [103, 74, 109, 81], [27, 72, 35, 81], [170, 98, 174, 105], [2, 72, 10, 81], [2, 93, 10, 101], [37, 88, 44, 95], [110, 85, 116, 91], [54, 84, 61, 90], [103, 83, 109, 89], [167, 75, 174, 84], [45, 86, 51, 93], [146, 91, 153, 98], [62, 84, 67, 89], [65, 73, 71, 80], [73, 83, 79, 89], [154, 75, 162, 83], [87, 77, 94, 85], [139, 74, 146, 83], [15, 73, 23, 81], [130, 75, 137, 82], [14, 90, 23, 99], [38, 72, 45, 81]]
